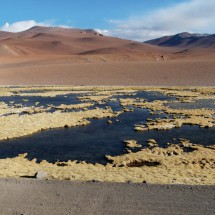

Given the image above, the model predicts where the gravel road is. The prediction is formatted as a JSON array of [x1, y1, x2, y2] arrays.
[[0, 179, 214, 215]]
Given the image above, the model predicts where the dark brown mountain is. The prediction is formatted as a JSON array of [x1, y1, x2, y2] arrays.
[[145, 32, 215, 48]]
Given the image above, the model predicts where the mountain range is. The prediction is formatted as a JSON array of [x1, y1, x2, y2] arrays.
[[0, 27, 214, 61], [145, 32, 215, 48]]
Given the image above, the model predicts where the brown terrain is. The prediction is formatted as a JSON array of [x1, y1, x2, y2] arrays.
[[0, 26, 214, 85]]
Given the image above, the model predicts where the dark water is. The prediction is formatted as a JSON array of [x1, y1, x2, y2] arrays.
[[166, 99, 215, 110], [0, 91, 173, 107], [0, 90, 173, 114], [94, 91, 175, 112], [115, 91, 175, 102], [0, 94, 81, 108], [0, 90, 214, 164], [0, 108, 214, 164]]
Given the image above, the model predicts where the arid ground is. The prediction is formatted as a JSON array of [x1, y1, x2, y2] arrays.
[[0, 27, 214, 86], [0, 58, 215, 86]]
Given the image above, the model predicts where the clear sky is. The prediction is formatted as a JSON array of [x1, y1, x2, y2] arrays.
[[0, 0, 214, 41]]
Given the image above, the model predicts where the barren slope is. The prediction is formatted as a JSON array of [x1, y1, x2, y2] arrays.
[[0, 27, 214, 85], [0, 26, 171, 58]]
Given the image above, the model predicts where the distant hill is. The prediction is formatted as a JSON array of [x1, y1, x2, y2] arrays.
[[145, 32, 215, 48], [1, 27, 214, 61], [0, 26, 169, 59]]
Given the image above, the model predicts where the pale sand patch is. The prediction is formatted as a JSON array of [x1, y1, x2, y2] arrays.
[[124, 140, 142, 148], [0, 59, 215, 86], [0, 108, 118, 141], [48, 102, 94, 110]]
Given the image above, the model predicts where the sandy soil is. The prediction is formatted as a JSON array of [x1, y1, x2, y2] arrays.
[[0, 57, 214, 86], [0, 178, 214, 215]]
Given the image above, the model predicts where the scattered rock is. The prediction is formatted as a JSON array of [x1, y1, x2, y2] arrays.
[[22, 99, 29, 102], [107, 120, 112, 124], [35, 170, 48, 180], [89, 179, 100, 183]]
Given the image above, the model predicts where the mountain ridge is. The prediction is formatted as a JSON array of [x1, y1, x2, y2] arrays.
[[0, 26, 170, 60], [145, 32, 215, 48]]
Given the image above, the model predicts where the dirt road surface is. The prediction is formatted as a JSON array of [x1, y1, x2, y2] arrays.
[[0, 179, 214, 215]]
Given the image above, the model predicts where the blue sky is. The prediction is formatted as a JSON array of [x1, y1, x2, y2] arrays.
[[0, 0, 214, 41]]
